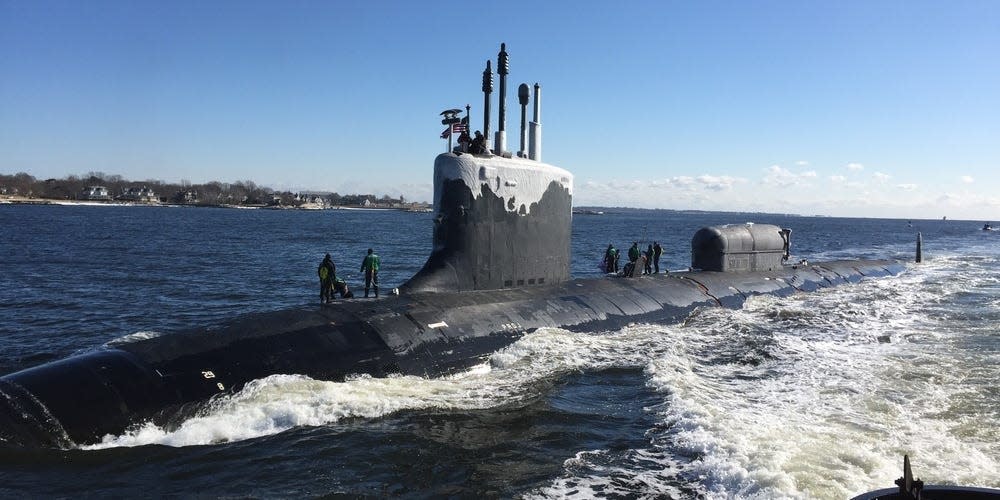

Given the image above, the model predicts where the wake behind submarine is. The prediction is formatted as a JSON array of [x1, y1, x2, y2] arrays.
[[0, 44, 904, 448]]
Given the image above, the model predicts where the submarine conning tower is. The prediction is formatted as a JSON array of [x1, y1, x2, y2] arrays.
[[402, 43, 573, 293]]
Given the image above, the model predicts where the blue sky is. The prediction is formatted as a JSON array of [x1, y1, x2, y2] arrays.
[[2, 0, 998, 219]]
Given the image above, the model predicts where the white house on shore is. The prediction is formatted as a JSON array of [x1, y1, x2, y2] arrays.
[[296, 191, 331, 206], [118, 186, 158, 202], [80, 186, 111, 201]]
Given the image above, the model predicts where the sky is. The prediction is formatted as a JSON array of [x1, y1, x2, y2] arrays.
[[2, 0, 998, 220]]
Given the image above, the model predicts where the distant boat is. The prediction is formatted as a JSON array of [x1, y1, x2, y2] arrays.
[[572, 209, 604, 215]]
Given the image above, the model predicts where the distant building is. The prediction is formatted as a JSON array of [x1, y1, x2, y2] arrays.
[[80, 185, 111, 201], [118, 186, 158, 202], [296, 191, 331, 207], [172, 190, 198, 204]]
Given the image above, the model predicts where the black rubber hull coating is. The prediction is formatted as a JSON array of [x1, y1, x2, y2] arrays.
[[0, 260, 903, 447]]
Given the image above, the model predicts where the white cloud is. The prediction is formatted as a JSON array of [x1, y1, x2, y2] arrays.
[[600, 180, 644, 191], [670, 176, 696, 187], [795, 160, 809, 167], [647, 176, 707, 189], [847, 163, 865, 171], [696, 175, 738, 191], [936, 192, 1000, 209], [579, 174, 744, 199], [763, 165, 814, 187], [961, 175, 974, 183], [573, 168, 1000, 220], [937, 193, 959, 203]]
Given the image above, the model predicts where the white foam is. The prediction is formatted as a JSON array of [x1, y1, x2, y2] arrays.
[[642, 269, 1000, 497], [83, 327, 653, 449], [529, 256, 999, 498], [79, 261, 1000, 498], [526, 448, 688, 499], [105, 330, 164, 345]]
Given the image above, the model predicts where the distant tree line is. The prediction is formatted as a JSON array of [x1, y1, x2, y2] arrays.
[[0, 172, 418, 209]]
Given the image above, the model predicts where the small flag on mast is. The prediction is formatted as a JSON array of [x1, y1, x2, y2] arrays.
[[441, 123, 468, 139]]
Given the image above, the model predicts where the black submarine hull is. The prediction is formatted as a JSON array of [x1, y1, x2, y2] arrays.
[[0, 260, 902, 447], [0, 44, 910, 449]]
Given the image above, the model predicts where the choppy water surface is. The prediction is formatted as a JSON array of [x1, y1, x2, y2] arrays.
[[0, 205, 997, 498]]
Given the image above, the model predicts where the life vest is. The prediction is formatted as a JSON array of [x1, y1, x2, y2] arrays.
[[319, 266, 329, 280]]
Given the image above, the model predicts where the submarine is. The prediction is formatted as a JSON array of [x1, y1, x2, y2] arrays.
[[0, 44, 905, 448]]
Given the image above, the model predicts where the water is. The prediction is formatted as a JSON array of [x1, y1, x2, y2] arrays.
[[1, 205, 997, 498]]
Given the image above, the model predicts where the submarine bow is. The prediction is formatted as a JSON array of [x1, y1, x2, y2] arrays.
[[0, 43, 905, 448]]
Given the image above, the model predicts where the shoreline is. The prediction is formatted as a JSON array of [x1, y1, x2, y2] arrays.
[[0, 196, 433, 212], [2, 197, 984, 222]]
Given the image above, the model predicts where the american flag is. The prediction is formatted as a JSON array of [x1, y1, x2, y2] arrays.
[[440, 123, 467, 138]]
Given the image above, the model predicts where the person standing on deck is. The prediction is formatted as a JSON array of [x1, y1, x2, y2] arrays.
[[361, 248, 381, 298], [644, 244, 654, 275], [318, 253, 336, 303], [652, 241, 663, 274], [603, 244, 619, 273]]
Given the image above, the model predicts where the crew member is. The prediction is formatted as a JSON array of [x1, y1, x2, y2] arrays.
[[457, 129, 472, 153], [619, 242, 639, 277], [643, 244, 654, 275], [361, 248, 381, 298], [603, 244, 619, 273], [318, 253, 336, 303], [470, 131, 486, 154], [333, 277, 353, 299], [652, 241, 662, 274]]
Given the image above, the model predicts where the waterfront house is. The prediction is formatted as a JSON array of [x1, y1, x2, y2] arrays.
[[80, 186, 111, 201], [118, 186, 158, 202]]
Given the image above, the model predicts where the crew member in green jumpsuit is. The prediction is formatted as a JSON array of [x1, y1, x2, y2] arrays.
[[361, 248, 381, 298]]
